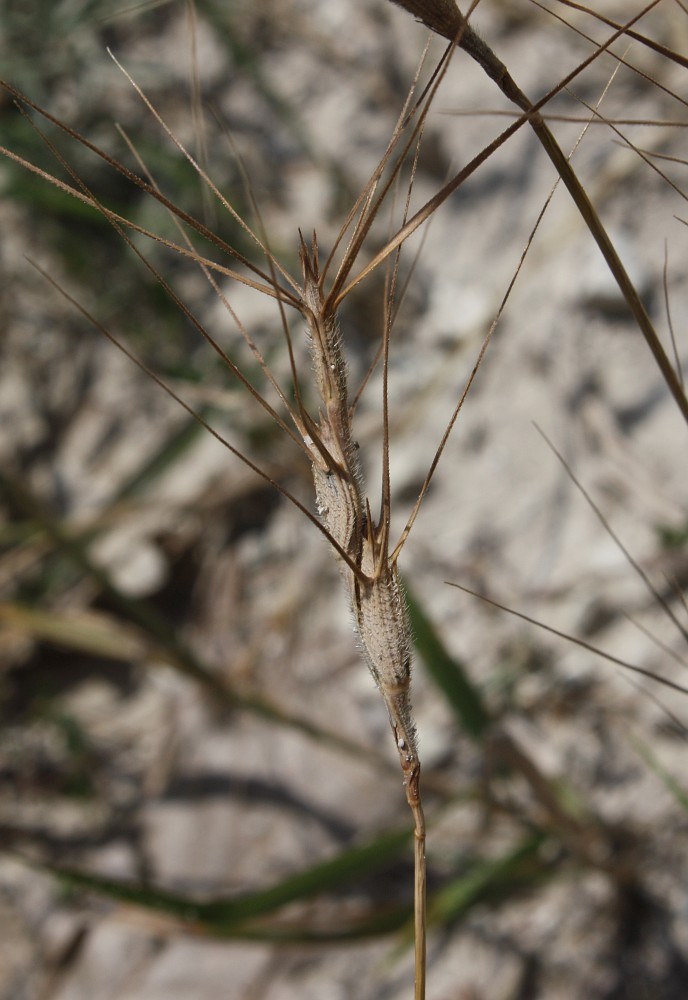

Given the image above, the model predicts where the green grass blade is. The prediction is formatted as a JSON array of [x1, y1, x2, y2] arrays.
[[405, 584, 492, 742], [214, 906, 411, 943], [631, 736, 688, 814], [113, 415, 205, 501], [429, 831, 548, 925], [16, 824, 413, 936]]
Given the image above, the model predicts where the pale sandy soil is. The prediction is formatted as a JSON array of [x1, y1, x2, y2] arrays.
[[1, 2, 688, 999]]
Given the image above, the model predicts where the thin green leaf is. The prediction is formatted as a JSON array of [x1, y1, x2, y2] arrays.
[[17, 824, 413, 934], [655, 518, 688, 552], [631, 736, 688, 815], [405, 584, 492, 742], [223, 906, 411, 943], [429, 831, 548, 925], [113, 414, 206, 501]]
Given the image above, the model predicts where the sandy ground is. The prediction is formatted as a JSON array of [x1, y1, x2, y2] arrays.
[[1, 2, 688, 998]]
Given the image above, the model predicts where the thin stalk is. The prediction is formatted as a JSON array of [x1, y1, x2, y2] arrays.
[[448, 582, 688, 698], [410, 780, 427, 998], [385, 0, 688, 425], [299, 237, 427, 997]]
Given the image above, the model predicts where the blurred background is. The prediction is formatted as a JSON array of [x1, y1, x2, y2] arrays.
[[1, 1, 688, 997]]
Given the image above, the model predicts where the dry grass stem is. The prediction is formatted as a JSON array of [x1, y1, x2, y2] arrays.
[[385, 0, 688, 425], [300, 236, 426, 997]]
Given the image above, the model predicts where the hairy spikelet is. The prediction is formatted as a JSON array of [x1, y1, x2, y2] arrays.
[[299, 238, 418, 769]]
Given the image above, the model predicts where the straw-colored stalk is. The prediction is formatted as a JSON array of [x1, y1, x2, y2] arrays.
[[300, 236, 426, 998]]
